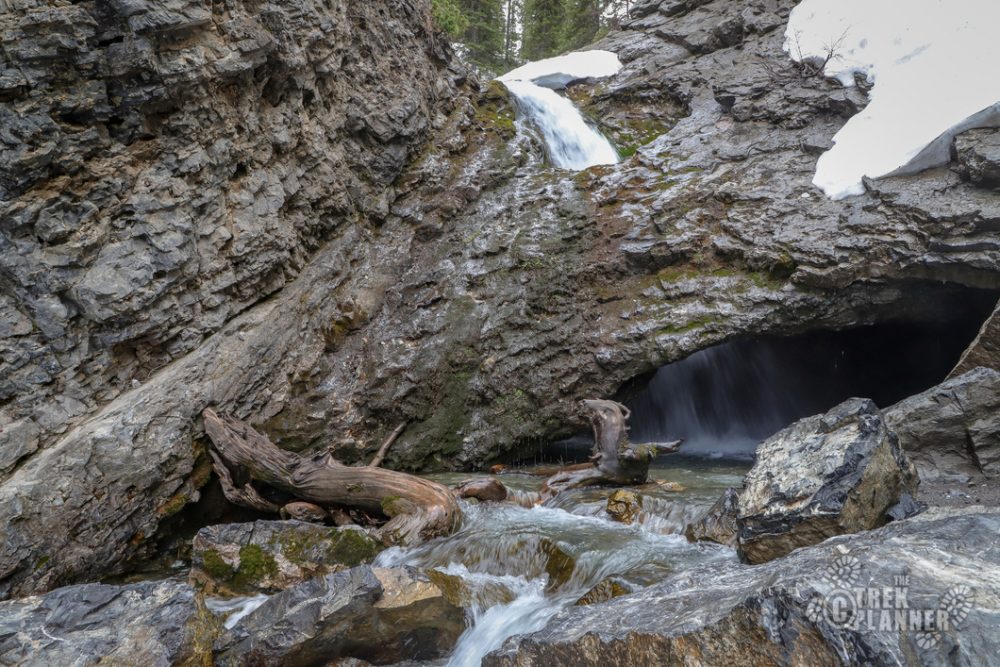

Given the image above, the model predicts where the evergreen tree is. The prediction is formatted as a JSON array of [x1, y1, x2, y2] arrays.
[[459, 0, 506, 70], [521, 0, 566, 61], [431, 0, 469, 38], [561, 0, 603, 52], [502, 0, 523, 67]]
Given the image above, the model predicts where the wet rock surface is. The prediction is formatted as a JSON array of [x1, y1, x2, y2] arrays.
[[3, 0, 1000, 601], [605, 489, 643, 524], [885, 367, 1000, 485], [736, 398, 918, 564], [190, 520, 383, 595], [684, 486, 739, 547], [951, 301, 1000, 377], [0, 578, 216, 667], [216, 565, 464, 666], [485, 508, 1000, 667]]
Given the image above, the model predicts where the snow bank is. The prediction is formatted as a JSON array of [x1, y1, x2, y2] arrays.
[[785, 0, 1000, 199], [500, 50, 622, 89]]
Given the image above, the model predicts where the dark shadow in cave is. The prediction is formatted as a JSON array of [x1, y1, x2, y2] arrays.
[[617, 288, 999, 459]]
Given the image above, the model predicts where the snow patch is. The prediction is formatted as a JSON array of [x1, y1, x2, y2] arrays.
[[500, 50, 622, 90], [786, 0, 1000, 199]]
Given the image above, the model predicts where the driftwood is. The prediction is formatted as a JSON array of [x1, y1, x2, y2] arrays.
[[541, 399, 680, 494], [369, 421, 407, 467], [203, 408, 460, 545]]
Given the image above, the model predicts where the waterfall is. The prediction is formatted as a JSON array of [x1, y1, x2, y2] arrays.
[[502, 80, 619, 170], [498, 50, 622, 170], [625, 340, 809, 459]]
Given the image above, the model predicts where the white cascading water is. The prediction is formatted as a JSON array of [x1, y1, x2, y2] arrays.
[[502, 80, 619, 170], [376, 494, 735, 667], [498, 50, 622, 170]]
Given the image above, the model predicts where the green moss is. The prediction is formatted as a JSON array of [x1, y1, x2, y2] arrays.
[[278, 526, 381, 567], [233, 544, 278, 588], [473, 94, 517, 139], [325, 528, 382, 564], [657, 314, 720, 335], [34, 555, 49, 571], [496, 387, 533, 427], [180, 597, 223, 667], [201, 549, 236, 581], [380, 495, 404, 516], [157, 492, 189, 518]]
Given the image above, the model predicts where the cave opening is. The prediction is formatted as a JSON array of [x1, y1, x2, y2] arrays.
[[615, 287, 999, 460], [524, 285, 999, 466]]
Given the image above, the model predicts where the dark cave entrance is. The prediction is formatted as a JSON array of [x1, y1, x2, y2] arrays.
[[520, 284, 999, 467], [614, 286, 999, 459]]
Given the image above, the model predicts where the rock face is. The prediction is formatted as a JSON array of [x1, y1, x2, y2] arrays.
[[4, 0, 1000, 596], [0, 0, 463, 597], [951, 302, 1000, 377], [684, 486, 739, 547], [0, 579, 216, 666], [736, 398, 918, 564], [485, 508, 1000, 667], [216, 565, 465, 666], [190, 520, 383, 595], [955, 129, 1000, 188], [885, 367, 1000, 483]]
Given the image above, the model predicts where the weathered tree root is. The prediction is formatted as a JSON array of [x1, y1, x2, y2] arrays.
[[541, 400, 680, 495], [202, 408, 460, 545]]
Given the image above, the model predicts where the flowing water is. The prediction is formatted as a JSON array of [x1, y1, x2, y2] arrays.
[[625, 341, 807, 459], [502, 79, 619, 170], [376, 459, 748, 666]]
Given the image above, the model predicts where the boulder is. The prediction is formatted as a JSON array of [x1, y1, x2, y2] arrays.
[[215, 565, 464, 666], [0, 579, 216, 666], [684, 487, 739, 547], [885, 368, 1000, 482], [575, 577, 634, 606], [736, 398, 918, 564], [191, 520, 383, 595], [950, 301, 1000, 377], [454, 477, 509, 502], [485, 508, 1000, 667], [605, 489, 643, 524]]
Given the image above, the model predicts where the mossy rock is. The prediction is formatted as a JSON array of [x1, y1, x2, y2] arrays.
[[191, 521, 384, 595]]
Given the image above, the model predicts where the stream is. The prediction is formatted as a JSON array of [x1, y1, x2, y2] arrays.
[[375, 458, 749, 666]]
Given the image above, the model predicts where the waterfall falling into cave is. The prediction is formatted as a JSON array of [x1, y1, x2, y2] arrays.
[[620, 293, 999, 459]]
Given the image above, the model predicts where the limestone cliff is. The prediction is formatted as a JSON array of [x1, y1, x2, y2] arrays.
[[0, 0, 465, 596]]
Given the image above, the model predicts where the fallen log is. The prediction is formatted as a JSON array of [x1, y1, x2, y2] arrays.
[[541, 400, 680, 494], [202, 408, 460, 545]]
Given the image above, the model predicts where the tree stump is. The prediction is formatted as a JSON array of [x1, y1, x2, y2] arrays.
[[542, 400, 680, 494]]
